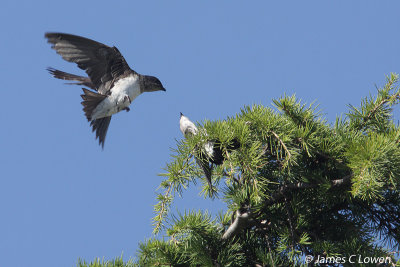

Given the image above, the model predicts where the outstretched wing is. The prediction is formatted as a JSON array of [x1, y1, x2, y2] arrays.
[[45, 32, 133, 95]]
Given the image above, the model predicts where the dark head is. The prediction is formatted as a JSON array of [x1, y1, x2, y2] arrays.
[[141, 75, 166, 92]]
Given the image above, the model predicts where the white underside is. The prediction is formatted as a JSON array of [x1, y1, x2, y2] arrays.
[[180, 115, 198, 136], [91, 75, 141, 120], [180, 115, 214, 157]]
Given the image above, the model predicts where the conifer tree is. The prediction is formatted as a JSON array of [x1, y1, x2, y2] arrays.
[[78, 74, 400, 266], [137, 74, 400, 266]]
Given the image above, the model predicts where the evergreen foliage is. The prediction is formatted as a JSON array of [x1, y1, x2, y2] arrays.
[[144, 74, 400, 266], [77, 256, 133, 267], [80, 74, 400, 266]]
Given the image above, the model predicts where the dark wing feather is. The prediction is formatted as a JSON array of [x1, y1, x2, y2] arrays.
[[47, 67, 95, 89], [90, 116, 112, 148], [209, 140, 224, 165], [45, 32, 133, 95]]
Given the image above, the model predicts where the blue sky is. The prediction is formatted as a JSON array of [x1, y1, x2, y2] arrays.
[[1, 1, 400, 266]]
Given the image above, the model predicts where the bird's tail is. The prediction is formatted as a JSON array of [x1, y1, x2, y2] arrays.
[[47, 67, 95, 89], [195, 155, 217, 197], [80, 88, 107, 121], [90, 116, 112, 149]]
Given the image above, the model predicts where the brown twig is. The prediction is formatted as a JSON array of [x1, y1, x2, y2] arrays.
[[270, 130, 291, 165], [365, 92, 400, 124]]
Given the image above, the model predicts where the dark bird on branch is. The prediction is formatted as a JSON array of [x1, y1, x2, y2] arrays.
[[179, 113, 240, 190]]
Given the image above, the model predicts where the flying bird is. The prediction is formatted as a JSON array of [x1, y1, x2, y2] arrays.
[[179, 113, 240, 190], [45, 32, 166, 147]]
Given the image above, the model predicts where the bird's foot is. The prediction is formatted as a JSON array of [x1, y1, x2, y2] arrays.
[[123, 107, 130, 112]]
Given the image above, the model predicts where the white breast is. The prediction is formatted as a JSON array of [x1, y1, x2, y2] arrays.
[[179, 116, 198, 136], [112, 75, 141, 102], [91, 75, 141, 120]]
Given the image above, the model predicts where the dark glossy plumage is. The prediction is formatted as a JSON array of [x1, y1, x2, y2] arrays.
[[45, 32, 134, 95]]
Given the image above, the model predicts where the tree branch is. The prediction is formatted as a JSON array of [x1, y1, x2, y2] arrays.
[[363, 91, 400, 126], [330, 174, 352, 186], [221, 174, 353, 239], [270, 130, 291, 162], [153, 183, 173, 234], [222, 208, 252, 240], [153, 152, 195, 234], [263, 174, 352, 208]]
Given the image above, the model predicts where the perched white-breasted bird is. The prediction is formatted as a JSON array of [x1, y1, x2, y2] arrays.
[[179, 113, 240, 190], [45, 33, 166, 148]]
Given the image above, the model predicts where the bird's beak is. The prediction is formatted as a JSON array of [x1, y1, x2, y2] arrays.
[[180, 112, 183, 117]]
